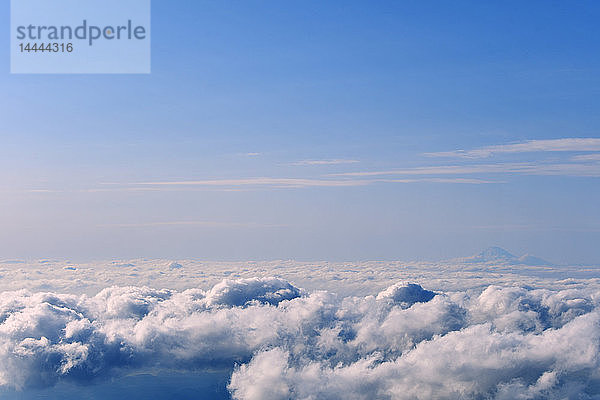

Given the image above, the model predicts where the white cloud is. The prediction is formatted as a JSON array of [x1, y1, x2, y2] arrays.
[[1, 266, 599, 398], [203, 277, 303, 307], [230, 310, 600, 400], [2, 258, 600, 299], [229, 284, 600, 400], [425, 138, 600, 158]]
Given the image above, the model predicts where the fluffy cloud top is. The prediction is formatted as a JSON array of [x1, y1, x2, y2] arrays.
[[376, 282, 436, 307], [1, 277, 599, 399], [204, 277, 302, 307]]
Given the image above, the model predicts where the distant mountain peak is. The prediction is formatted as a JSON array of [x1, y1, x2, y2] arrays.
[[476, 246, 516, 260], [459, 246, 553, 266]]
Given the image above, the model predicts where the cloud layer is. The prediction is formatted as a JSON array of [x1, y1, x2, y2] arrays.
[[1, 275, 599, 399], [2, 258, 600, 298]]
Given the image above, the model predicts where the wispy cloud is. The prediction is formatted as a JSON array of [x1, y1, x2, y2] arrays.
[[17, 176, 494, 196], [377, 178, 498, 184], [425, 138, 600, 158], [332, 162, 600, 178], [331, 164, 516, 177], [130, 176, 494, 189], [26, 139, 600, 197], [98, 221, 286, 228], [133, 177, 370, 188], [292, 159, 360, 166], [572, 153, 600, 162]]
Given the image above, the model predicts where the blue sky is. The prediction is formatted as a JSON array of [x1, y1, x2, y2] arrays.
[[1, 1, 599, 263]]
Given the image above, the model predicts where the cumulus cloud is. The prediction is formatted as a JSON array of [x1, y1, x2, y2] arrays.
[[0, 277, 599, 399], [203, 277, 302, 307], [231, 313, 600, 400], [0, 278, 305, 389], [230, 284, 600, 400], [375, 282, 436, 307]]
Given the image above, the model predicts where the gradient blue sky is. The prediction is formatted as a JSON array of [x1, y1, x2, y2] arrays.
[[1, 1, 599, 263]]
